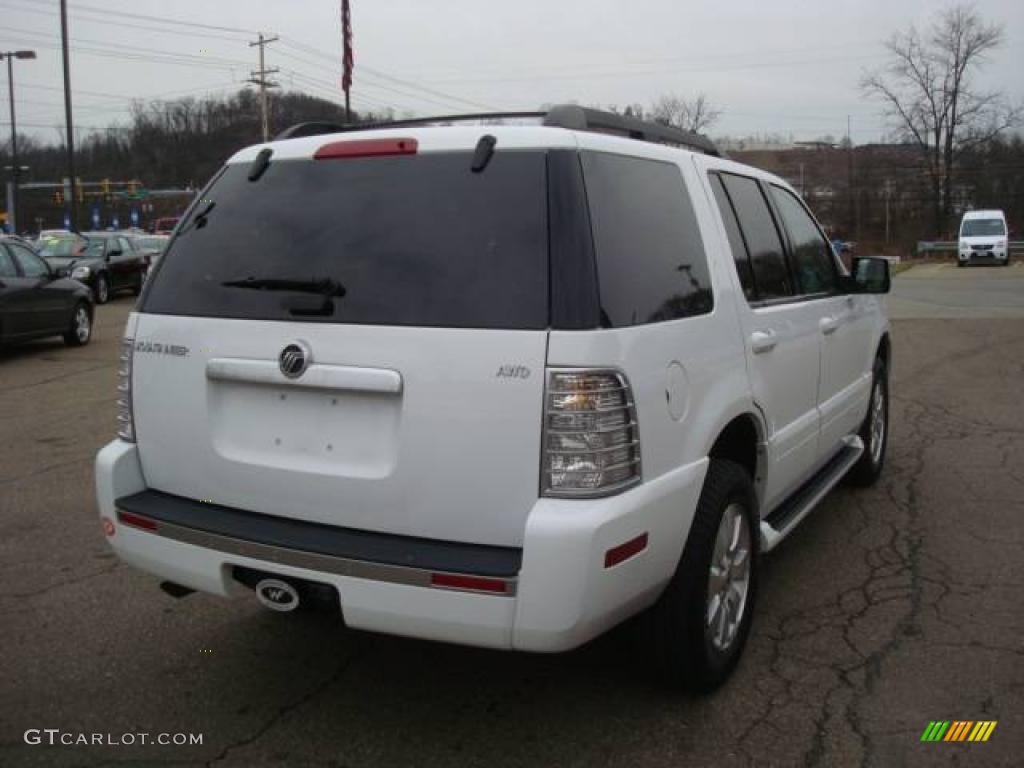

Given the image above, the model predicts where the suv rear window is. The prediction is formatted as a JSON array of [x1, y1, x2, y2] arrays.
[[143, 151, 549, 329], [581, 151, 713, 327]]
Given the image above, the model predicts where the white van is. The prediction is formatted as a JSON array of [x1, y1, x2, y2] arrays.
[[95, 106, 892, 691], [958, 209, 1009, 266]]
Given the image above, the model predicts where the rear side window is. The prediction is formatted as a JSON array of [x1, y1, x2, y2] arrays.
[[719, 173, 794, 300], [581, 151, 713, 327], [9, 243, 49, 277], [0, 246, 17, 277], [769, 185, 837, 295], [709, 173, 756, 300], [144, 152, 549, 329]]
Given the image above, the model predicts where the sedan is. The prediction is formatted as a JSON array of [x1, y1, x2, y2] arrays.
[[42, 232, 147, 304], [0, 237, 94, 347]]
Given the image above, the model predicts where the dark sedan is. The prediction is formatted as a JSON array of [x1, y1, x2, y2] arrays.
[[40, 232, 147, 304], [0, 237, 94, 347]]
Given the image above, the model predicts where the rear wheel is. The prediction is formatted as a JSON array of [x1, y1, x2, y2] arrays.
[[94, 274, 110, 304], [63, 303, 92, 347], [847, 356, 888, 486], [646, 460, 758, 692]]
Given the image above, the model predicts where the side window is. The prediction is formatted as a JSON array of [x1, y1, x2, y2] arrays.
[[719, 173, 793, 300], [769, 185, 838, 295], [582, 151, 713, 326], [118, 236, 135, 253], [9, 244, 49, 278], [0, 246, 18, 277], [709, 173, 756, 300]]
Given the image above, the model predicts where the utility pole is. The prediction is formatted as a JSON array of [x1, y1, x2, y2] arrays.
[[846, 114, 854, 238], [60, 0, 77, 230], [884, 179, 892, 246], [248, 32, 279, 142], [1, 49, 36, 233]]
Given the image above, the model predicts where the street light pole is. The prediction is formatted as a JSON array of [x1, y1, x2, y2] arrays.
[[1, 49, 35, 234], [60, 0, 77, 231]]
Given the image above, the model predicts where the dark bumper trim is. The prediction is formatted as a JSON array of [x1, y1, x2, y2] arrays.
[[115, 490, 522, 586]]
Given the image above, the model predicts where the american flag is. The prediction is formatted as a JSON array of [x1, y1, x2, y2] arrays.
[[341, 0, 354, 93]]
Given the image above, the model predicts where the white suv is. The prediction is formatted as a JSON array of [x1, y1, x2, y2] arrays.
[[96, 106, 892, 691]]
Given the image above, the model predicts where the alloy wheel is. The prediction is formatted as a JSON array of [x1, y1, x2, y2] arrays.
[[706, 502, 752, 653]]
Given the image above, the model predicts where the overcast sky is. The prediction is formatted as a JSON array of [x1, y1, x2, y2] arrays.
[[2, 0, 1023, 146]]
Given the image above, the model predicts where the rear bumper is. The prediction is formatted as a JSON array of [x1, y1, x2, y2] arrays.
[[96, 440, 707, 652]]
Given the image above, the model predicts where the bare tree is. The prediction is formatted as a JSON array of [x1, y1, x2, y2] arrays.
[[650, 93, 722, 134], [862, 4, 1021, 235]]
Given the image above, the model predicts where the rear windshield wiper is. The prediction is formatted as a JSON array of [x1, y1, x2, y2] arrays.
[[220, 276, 347, 298]]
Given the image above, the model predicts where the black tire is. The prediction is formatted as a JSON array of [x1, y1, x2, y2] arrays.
[[646, 459, 759, 692], [94, 274, 110, 304], [847, 355, 888, 486], [63, 302, 92, 347]]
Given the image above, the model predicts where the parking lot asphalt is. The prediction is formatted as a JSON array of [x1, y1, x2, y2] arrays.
[[889, 261, 1024, 318], [2, 284, 1023, 767]]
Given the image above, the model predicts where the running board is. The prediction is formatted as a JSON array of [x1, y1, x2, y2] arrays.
[[759, 435, 864, 552]]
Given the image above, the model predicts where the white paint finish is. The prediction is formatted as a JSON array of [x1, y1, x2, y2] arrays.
[[131, 315, 548, 547], [735, 299, 824, 510], [817, 293, 877, 457], [514, 458, 708, 651]]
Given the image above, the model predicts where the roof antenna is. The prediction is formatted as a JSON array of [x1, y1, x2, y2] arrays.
[[471, 134, 497, 173]]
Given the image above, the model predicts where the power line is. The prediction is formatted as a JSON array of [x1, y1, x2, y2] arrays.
[[277, 36, 497, 112], [0, 0, 251, 43], [0, 0, 255, 36]]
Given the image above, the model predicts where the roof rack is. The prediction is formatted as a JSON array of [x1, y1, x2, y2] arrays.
[[274, 104, 720, 156]]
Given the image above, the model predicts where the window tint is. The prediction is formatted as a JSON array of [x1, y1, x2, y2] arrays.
[[144, 152, 549, 329], [769, 185, 837, 295], [0, 246, 17, 277], [582, 151, 712, 326], [9, 243, 49, 277], [709, 173, 756, 300], [720, 173, 793, 300]]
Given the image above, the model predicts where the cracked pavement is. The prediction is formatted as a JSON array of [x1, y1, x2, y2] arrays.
[[1, 287, 1022, 767]]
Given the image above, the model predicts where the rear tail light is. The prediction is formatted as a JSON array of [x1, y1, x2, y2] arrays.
[[117, 338, 135, 442], [542, 369, 641, 497]]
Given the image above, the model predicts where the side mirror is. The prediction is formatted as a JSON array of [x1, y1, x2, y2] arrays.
[[851, 257, 891, 294]]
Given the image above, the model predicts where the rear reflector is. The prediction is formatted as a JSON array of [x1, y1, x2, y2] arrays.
[[430, 572, 510, 594], [604, 533, 648, 568], [314, 138, 418, 160], [117, 510, 159, 532]]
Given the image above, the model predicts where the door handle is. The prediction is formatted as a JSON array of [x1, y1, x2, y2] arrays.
[[750, 330, 777, 354], [819, 316, 840, 335]]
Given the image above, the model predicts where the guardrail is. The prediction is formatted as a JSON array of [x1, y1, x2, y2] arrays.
[[917, 241, 1024, 256]]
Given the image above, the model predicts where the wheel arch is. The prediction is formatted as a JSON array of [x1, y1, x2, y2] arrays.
[[877, 331, 891, 369], [705, 411, 766, 513]]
